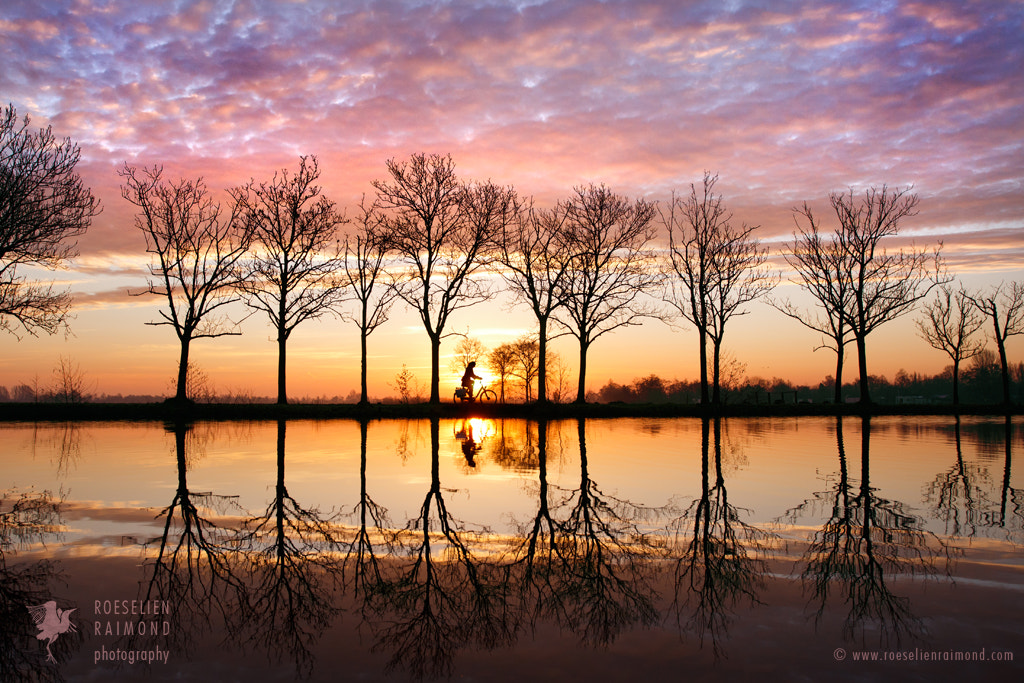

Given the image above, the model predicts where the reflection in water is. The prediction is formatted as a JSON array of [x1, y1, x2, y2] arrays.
[[509, 420, 662, 648], [4, 416, 1020, 679], [994, 416, 1024, 537], [340, 419, 394, 607], [0, 487, 80, 681], [130, 422, 248, 658], [237, 420, 344, 677], [546, 419, 661, 647], [784, 417, 954, 646], [371, 418, 514, 680], [667, 418, 769, 658], [924, 416, 993, 537]]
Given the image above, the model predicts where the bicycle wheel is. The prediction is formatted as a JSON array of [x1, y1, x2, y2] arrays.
[[478, 388, 496, 403]]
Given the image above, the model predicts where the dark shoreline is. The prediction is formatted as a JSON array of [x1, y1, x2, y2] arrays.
[[0, 400, 1020, 422]]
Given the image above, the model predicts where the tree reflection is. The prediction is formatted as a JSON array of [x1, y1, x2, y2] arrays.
[[991, 416, 1024, 539], [0, 487, 80, 681], [509, 420, 661, 648], [340, 419, 395, 610], [923, 416, 992, 538], [784, 417, 953, 646], [553, 419, 661, 646], [236, 419, 344, 678], [132, 421, 247, 656], [508, 421, 564, 631], [667, 418, 769, 658], [372, 417, 514, 680]]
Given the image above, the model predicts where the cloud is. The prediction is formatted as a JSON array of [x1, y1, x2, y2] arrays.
[[1, 0, 1020, 292]]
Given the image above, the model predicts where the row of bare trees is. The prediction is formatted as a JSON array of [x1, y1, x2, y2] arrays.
[[3, 102, 1018, 407], [118, 153, 669, 406], [777, 186, 1024, 406]]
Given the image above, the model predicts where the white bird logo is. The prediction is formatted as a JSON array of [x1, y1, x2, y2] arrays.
[[27, 600, 77, 663]]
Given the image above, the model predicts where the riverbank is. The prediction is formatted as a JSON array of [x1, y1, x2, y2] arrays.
[[0, 400, 1020, 422]]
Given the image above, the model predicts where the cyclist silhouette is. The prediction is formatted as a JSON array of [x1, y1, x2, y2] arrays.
[[461, 362, 481, 399]]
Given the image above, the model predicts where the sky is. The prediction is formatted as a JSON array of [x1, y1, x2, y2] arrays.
[[1, 0, 1023, 400]]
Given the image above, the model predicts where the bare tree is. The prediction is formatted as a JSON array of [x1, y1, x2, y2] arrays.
[[231, 156, 347, 404], [916, 284, 985, 405], [120, 164, 252, 403], [487, 342, 517, 403], [51, 355, 91, 404], [372, 153, 517, 403], [558, 184, 661, 403], [663, 172, 775, 406], [510, 335, 540, 403], [832, 186, 945, 404], [448, 335, 488, 375], [0, 104, 100, 337], [775, 203, 855, 404], [341, 200, 402, 405], [498, 201, 573, 403], [968, 281, 1024, 406]]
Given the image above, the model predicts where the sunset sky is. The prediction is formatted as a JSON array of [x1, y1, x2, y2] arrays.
[[2, 0, 1022, 400]]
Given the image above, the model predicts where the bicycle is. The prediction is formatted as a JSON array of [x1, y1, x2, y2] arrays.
[[454, 380, 496, 404]]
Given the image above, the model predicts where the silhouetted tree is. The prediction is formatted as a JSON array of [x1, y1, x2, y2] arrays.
[[448, 335, 488, 375], [832, 186, 944, 404], [775, 201, 855, 403], [968, 281, 1024, 406], [487, 342, 517, 403], [341, 200, 402, 405], [916, 284, 985, 405], [510, 335, 539, 403], [498, 202, 573, 403], [50, 355, 90, 404], [558, 184, 661, 403], [232, 156, 348, 404], [373, 153, 517, 403], [120, 164, 253, 403], [663, 172, 775, 406], [1, 104, 100, 337]]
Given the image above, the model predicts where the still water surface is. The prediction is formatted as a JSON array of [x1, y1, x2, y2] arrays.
[[2, 416, 1023, 681]]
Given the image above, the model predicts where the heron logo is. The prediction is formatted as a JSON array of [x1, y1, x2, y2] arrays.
[[28, 600, 77, 664]]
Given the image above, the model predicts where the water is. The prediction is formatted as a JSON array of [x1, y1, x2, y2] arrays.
[[2, 416, 1022, 681]]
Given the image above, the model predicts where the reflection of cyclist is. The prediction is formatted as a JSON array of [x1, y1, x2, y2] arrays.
[[461, 362, 481, 399], [455, 420, 481, 467]]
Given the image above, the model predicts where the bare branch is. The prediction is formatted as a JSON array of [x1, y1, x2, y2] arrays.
[[0, 104, 100, 337]]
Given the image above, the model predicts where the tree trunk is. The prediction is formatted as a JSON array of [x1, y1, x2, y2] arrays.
[[856, 334, 871, 405], [429, 333, 441, 404], [711, 337, 722, 406], [575, 339, 589, 403], [175, 338, 191, 402], [697, 325, 709, 406], [952, 358, 960, 406], [834, 338, 845, 404], [996, 335, 1011, 406], [537, 317, 548, 404], [277, 332, 288, 405], [360, 327, 369, 405]]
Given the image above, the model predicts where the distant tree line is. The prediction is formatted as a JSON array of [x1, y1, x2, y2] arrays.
[[2, 102, 1022, 407], [589, 350, 1024, 406]]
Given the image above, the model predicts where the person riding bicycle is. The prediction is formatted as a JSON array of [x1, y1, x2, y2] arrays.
[[461, 362, 482, 399]]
